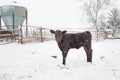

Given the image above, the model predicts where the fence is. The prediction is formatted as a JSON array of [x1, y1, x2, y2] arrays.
[[0, 26, 51, 44], [56, 28, 107, 41], [0, 26, 107, 44], [0, 28, 22, 44], [20, 25, 42, 43], [13, 26, 52, 43]]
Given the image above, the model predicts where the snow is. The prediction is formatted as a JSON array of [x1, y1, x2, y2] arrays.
[[0, 39, 120, 80]]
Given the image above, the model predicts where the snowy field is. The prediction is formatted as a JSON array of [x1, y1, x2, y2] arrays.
[[0, 39, 120, 80]]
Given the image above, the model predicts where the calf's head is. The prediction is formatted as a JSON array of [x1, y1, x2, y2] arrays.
[[50, 30, 67, 43]]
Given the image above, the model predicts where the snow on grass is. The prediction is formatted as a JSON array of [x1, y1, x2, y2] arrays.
[[0, 39, 120, 80]]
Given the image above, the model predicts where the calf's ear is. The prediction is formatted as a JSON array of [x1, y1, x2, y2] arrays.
[[62, 30, 67, 34], [50, 30, 55, 34]]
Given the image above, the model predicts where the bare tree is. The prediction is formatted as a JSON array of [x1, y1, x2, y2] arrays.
[[99, 15, 107, 28], [84, 0, 110, 41]]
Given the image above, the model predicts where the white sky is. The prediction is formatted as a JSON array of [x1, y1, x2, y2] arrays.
[[0, 0, 120, 28]]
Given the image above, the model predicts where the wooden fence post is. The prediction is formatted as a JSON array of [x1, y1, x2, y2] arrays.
[[40, 27, 43, 42], [0, 16, 1, 29], [18, 26, 23, 44]]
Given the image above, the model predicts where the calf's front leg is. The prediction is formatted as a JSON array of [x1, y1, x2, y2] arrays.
[[62, 50, 68, 65]]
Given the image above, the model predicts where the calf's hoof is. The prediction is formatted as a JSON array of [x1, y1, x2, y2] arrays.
[[62, 62, 66, 65]]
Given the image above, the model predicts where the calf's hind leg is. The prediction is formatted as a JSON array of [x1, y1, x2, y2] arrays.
[[83, 46, 92, 63]]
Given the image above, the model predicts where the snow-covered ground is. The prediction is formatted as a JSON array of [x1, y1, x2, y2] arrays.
[[0, 39, 120, 80]]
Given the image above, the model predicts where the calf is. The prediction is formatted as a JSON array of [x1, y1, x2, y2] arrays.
[[50, 30, 92, 65]]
